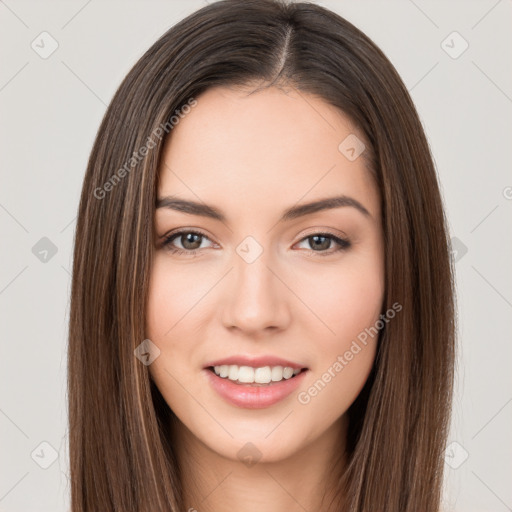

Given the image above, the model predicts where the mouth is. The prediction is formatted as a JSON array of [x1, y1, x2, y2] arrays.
[[204, 362, 309, 409], [206, 364, 308, 386]]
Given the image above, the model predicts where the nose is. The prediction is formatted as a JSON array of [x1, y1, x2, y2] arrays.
[[221, 249, 291, 336]]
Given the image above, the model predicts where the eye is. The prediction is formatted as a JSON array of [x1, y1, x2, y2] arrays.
[[161, 230, 351, 257], [162, 230, 215, 256], [294, 232, 351, 256]]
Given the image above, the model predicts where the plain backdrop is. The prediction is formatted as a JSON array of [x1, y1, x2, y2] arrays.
[[1, 1, 511, 511]]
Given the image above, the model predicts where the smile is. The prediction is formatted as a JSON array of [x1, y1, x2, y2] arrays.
[[204, 366, 309, 409], [210, 364, 303, 385]]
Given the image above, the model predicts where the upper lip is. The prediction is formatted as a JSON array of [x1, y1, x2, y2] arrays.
[[204, 355, 307, 370]]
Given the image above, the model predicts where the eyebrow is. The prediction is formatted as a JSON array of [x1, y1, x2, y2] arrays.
[[155, 194, 371, 222]]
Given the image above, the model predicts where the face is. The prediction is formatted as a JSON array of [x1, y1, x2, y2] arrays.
[[146, 85, 385, 464]]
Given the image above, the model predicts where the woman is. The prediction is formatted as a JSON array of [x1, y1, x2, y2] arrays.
[[67, 1, 456, 510]]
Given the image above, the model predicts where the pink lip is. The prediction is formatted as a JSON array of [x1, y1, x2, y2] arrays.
[[204, 368, 308, 409], [204, 355, 306, 370]]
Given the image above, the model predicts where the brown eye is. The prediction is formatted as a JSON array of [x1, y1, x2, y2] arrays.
[[296, 233, 351, 256], [162, 230, 213, 255], [177, 232, 203, 250], [308, 235, 332, 251]]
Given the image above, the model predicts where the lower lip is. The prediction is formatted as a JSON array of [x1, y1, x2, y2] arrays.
[[204, 368, 308, 409]]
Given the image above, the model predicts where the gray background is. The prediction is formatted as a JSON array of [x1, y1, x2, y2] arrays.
[[1, 0, 511, 510]]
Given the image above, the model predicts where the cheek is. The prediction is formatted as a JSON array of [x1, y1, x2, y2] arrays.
[[145, 258, 198, 395], [294, 284, 382, 434], [299, 255, 384, 346], [144, 256, 224, 417], [145, 264, 224, 444], [295, 253, 384, 411], [327, 275, 383, 340], [145, 254, 212, 340]]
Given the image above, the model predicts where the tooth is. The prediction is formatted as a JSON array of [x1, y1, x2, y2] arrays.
[[215, 364, 302, 383], [228, 365, 239, 380], [283, 367, 294, 379], [254, 366, 272, 384], [271, 366, 284, 381], [238, 366, 255, 383]]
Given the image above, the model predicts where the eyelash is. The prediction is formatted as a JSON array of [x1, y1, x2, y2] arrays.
[[161, 229, 351, 258]]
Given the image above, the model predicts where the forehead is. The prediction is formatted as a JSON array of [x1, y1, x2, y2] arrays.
[[157, 86, 379, 219]]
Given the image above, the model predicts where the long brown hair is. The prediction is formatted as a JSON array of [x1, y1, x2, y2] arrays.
[[67, 1, 456, 510]]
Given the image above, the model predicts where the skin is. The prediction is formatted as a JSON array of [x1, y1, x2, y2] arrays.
[[146, 84, 385, 512]]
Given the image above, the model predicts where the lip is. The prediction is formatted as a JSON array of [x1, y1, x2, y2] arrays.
[[204, 367, 308, 409], [203, 355, 306, 370]]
